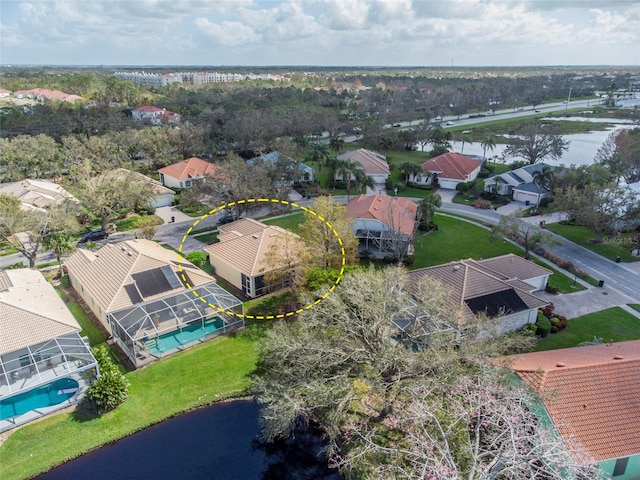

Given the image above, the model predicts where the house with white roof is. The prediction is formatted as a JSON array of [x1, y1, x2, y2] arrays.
[[131, 106, 180, 124], [335, 149, 390, 188], [0, 179, 77, 212], [204, 218, 303, 298], [0, 269, 98, 432], [65, 239, 244, 368]]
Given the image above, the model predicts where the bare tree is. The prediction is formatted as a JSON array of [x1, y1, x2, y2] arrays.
[[503, 122, 569, 165], [490, 209, 558, 258]]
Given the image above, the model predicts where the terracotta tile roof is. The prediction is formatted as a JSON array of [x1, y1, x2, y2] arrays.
[[13, 88, 81, 102], [157, 157, 223, 182], [0, 88, 12, 95], [408, 258, 548, 321], [204, 222, 301, 277], [0, 179, 76, 210], [133, 105, 165, 113], [504, 341, 640, 461], [64, 239, 213, 314], [421, 152, 481, 180], [337, 149, 390, 176], [0, 269, 80, 355], [346, 195, 417, 235]]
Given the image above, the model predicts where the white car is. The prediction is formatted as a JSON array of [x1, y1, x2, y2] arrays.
[[446, 121, 454, 126]]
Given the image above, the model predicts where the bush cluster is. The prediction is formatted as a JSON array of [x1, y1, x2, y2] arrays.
[[81, 345, 129, 415], [473, 198, 492, 209]]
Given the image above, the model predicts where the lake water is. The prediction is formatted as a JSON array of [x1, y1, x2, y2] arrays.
[[453, 124, 634, 167], [36, 400, 342, 480]]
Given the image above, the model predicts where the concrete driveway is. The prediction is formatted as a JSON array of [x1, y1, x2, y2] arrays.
[[154, 206, 192, 224], [537, 285, 640, 320]]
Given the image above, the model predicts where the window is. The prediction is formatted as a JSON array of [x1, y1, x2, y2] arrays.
[[613, 457, 629, 477]]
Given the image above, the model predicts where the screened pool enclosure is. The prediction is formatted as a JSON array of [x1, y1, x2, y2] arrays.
[[107, 282, 244, 368]]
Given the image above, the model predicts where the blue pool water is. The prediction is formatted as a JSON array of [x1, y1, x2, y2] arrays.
[[0, 377, 79, 420], [146, 317, 224, 355]]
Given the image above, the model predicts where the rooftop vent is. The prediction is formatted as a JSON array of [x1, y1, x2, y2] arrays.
[[613, 355, 624, 360], [252, 234, 259, 239], [556, 362, 566, 367], [453, 265, 460, 272]]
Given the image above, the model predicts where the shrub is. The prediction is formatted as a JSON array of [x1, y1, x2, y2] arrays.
[[81, 345, 129, 415], [545, 282, 559, 294], [535, 314, 552, 338], [186, 251, 208, 269], [541, 303, 555, 319], [473, 199, 492, 210], [539, 196, 554, 208]]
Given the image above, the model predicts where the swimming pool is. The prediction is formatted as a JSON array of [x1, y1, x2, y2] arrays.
[[146, 317, 225, 355], [0, 378, 79, 420]]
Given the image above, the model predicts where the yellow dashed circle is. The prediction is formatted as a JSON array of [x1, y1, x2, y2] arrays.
[[177, 198, 345, 320]]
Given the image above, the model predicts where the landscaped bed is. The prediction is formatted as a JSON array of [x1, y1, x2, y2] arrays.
[[533, 307, 640, 352]]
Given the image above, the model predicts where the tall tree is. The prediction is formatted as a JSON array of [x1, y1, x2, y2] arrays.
[[532, 164, 556, 191], [42, 232, 76, 277], [490, 209, 558, 259], [254, 268, 597, 480], [418, 193, 442, 231], [305, 143, 333, 175], [481, 135, 497, 160], [0, 194, 79, 268], [595, 128, 640, 184], [298, 196, 358, 268], [503, 122, 569, 165], [328, 135, 345, 154], [398, 162, 422, 186], [335, 159, 367, 202]]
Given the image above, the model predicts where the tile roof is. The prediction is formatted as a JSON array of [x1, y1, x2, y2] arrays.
[[13, 88, 82, 102], [113, 168, 174, 196], [421, 152, 481, 180], [133, 105, 165, 113], [472, 254, 552, 283], [346, 195, 417, 235], [504, 341, 640, 461], [408, 257, 548, 321], [204, 221, 301, 277], [0, 269, 80, 355], [0, 179, 77, 210], [64, 239, 213, 314], [157, 157, 224, 182], [337, 149, 390, 176]]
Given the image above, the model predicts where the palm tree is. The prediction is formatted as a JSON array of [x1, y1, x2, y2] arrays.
[[305, 143, 332, 178], [329, 135, 345, 154], [43, 232, 76, 277], [419, 193, 442, 231], [336, 159, 366, 202], [398, 162, 422, 186], [481, 135, 497, 160], [532, 165, 555, 191], [354, 169, 375, 196]]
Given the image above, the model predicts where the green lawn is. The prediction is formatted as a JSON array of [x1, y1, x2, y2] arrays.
[[263, 211, 305, 234], [193, 232, 218, 244], [0, 326, 261, 480], [114, 214, 163, 232], [411, 214, 522, 269], [629, 304, 640, 313], [55, 287, 107, 346], [534, 307, 640, 351], [546, 223, 638, 263]]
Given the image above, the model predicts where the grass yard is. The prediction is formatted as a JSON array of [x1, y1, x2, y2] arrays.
[[0, 326, 261, 480], [55, 287, 107, 346], [629, 304, 640, 313], [534, 307, 640, 352], [115, 214, 163, 232], [410, 214, 522, 269], [263, 211, 305, 234], [546, 223, 639, 263], [193, 232, 218, 244]]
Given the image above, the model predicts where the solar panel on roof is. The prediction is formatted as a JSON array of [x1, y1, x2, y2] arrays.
[[465, 289, 528, 318], [124, 283, 143, 304], [131, 268, 174, 298]]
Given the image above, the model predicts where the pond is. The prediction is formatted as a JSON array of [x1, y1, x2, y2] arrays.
[[36, 400, 342, 480], [452, 124, 636, 167]]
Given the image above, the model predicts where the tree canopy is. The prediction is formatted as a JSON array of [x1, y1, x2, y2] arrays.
[[503, 122, 569, 165]]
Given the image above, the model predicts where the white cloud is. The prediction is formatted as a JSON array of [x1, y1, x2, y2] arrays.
[[194, 17, 261, 46]]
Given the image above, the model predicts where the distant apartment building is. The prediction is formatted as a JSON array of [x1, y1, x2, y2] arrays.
[[113, 71, 281, 87]]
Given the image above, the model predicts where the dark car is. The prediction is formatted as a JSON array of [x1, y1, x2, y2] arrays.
[[78, 228, 108, 244], [217, 213, 235, 225]]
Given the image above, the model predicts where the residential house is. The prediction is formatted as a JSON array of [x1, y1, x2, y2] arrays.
[[0, 88, 11, 97], [407, 255, 551, 337], [0, 269, 98, 432], [346, 195, 418, 259], [410, 152, 483, 190], [504, 341, 640, 479], [247, 151, 314, 183], [335, 149, 390, 189], [65, 239, 243, 368], [114, 168, 174, 208], [204, 218, 302, 298], [484, 163, 557, 206], [12, 88, 82, 103], [157, 157, 224, 189], [0, 179, 77, 212], [131, 106, 180, 124]]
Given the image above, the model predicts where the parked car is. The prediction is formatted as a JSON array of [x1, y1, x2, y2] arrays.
[[446, 121, 454, 126], [535, 109, 541, 113], [217, 213, 235, 225], [434, 116, 442, 122], [78, 228, 108, 244]]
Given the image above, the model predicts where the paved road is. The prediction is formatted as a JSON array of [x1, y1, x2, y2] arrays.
[[439, 203, 640, 302]]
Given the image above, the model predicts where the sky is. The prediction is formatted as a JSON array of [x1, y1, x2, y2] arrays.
[[1, 0, 639, 67]]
